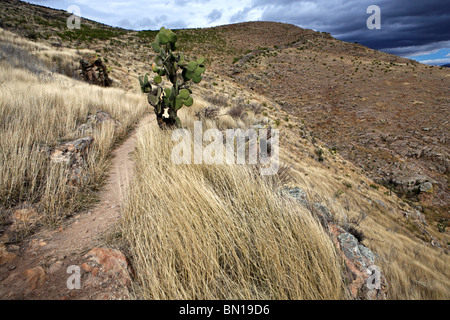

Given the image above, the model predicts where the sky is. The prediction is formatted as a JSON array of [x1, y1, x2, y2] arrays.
[[26, 0, 450, 66]]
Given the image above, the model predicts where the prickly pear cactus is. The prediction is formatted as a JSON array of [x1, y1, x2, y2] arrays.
[[139, 27, 206, 129]]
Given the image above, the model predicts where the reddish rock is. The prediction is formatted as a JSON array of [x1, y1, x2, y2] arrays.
[[81, 262, 99, 276], [23, 266, 46, 293], [83, 247, 132, 286], [0, 244, 17, 264], [81, 262, 93, 272], [328, 224, 388, 300]]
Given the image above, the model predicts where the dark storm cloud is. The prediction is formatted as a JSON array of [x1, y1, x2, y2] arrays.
[[247, 0, 450, 57]]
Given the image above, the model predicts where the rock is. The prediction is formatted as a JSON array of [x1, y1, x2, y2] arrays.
[[79, 57, 112, 87], [23, 266, 46, 293], [419, 182, 433, 193], [329, 225, 387, 300], [312, 203, 333, 227], [373, 199, 386, 209], [357, 245, 375, 266], [314, 203, 332, 220], [50, 136, 94, 186], [83, 247, 133, 287], [10, 208, 39, 233], [8, 245, 20, 251], [47, 261, 63, 274], [50, 136, 94, 166], [403, 210, 427, 225], [338, 232, 372, 269], [0, 244, 17, 264], [77, 111, 121, 135], [284, 187, 308, 207], [81, 262, 99, 276], [87, 111, 116, 125]]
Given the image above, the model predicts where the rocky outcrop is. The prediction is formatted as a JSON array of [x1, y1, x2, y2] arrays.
[[329, 225, 388, 300], [284, 187, 388, 299], [79, 57, 112, 87], [50, 136, 94, 186], [48, 111, 121, 186], [50, 137, 94, 167], [284, 187, 308, 207], [77, 110, 121, 135]]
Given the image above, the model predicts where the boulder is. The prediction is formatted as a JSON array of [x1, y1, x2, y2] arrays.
[[88, 111, 115, 124], [338, 232, 374, 269], [50, 136, 94, 166], [47, 261, 63, 275], [23, 266, 46, 293], [83, 247, 133, 287], [79, 57, 112, 87]]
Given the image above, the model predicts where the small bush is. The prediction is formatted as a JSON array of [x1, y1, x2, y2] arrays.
[[369, 184, 379, 190], [345, 225, 366, 243], [227, 104, 244, 118], [195, 106, 219, 120], [205, 94, 228, 107], [249, 102, 262, 114]]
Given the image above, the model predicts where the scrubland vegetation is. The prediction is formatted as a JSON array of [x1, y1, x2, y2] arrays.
[[0, 28, 147, 227], [120, 119, 347, 299]]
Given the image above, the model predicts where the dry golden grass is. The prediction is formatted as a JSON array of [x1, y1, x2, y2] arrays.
[[1, 23, 448, 300], [0, 27, 91, 79], [120, 120, 347, 299], [121, 80, 450, 299], [0, 29, 148, 225], [279, 139, 450, 299]]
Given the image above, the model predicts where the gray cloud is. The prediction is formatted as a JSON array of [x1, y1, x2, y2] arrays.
[[230, 6, 252, 23], [175, 0, 212, 6], [207, 9, 222, 23]]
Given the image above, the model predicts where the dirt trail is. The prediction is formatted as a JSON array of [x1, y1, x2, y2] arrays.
[[0, 115, 153, 300]]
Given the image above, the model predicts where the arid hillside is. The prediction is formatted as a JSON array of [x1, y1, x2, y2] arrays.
[[1, 0, 447, 223], [0, 0, 449, 300]]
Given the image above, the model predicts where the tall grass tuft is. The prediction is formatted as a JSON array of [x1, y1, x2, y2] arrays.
[[121, 123, 347, 299]]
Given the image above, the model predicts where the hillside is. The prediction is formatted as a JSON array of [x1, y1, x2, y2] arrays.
[[0, 0, 449, 300]]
